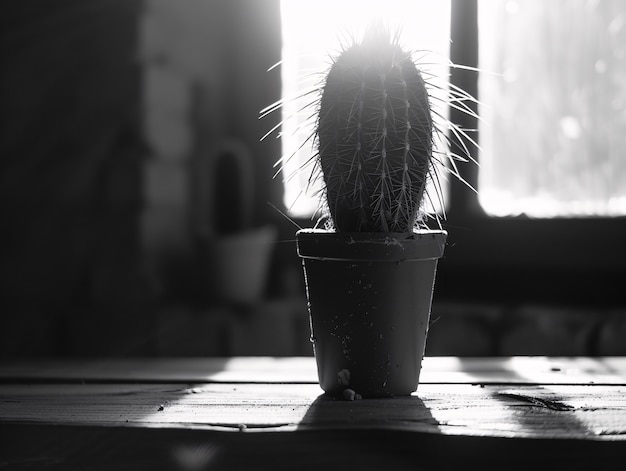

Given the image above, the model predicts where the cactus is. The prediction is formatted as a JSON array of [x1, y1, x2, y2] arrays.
[[316, 28, 434, 233], [261, 26, 478, 229]]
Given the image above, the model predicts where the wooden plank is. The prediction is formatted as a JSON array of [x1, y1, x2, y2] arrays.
[[3, 357, 626, 469], [421, 356, 626, 385], [2, 381, 626, 440], [2, 356, 626, 384], [2, 423, 623, 471], [0, 357, 316, 383]]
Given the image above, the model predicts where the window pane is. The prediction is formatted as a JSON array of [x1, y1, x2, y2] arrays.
[[279, 0, 451, 217], [478, 0, 626, 217]]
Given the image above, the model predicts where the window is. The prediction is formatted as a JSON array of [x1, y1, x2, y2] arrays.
[[478, 0, 626, 217], [281, 0, 626, 220], [279, 0, 626, 306]]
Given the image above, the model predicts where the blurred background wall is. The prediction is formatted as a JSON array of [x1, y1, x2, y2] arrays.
[[1, 0, 625, 358]]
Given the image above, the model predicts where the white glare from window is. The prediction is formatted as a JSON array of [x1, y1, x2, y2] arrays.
[[478, 0, 626, 217], [279, 0, 451, 218]]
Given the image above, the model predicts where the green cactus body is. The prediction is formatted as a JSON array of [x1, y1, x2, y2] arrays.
[[317, 31, 433, 232]]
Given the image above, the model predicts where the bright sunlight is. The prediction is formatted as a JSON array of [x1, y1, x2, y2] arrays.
[[278, 0, 451, 217]]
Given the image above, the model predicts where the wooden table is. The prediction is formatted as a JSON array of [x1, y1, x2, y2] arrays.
[[1, 356, 625, 470]]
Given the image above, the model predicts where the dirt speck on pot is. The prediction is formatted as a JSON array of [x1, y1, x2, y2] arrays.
[[337, 368, 351, 386]]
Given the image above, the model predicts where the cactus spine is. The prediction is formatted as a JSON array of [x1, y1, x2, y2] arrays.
[[317, 29, 433, 233]]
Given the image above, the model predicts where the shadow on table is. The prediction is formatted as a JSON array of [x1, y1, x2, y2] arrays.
[[293, 386, 626, 471], [297, 393, 440, 432], [292, 393, 444, 469], [454, 357, 601, 438]]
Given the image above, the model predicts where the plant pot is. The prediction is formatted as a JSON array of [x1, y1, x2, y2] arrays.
[[207, 225, 277, 305], [296, 229, 447, 398]]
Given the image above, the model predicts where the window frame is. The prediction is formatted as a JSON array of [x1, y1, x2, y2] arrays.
[[283, 0, 626, 307], [439, 0, 626, 307]]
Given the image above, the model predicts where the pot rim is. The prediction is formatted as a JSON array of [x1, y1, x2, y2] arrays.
[[296, 228, 447, 262]]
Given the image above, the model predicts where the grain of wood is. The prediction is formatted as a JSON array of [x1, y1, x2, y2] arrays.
[[2, 381, 626, 439]]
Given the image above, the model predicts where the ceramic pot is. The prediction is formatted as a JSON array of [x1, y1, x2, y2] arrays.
[[207, 225, 277, 305], [296, 229, 447, 398]]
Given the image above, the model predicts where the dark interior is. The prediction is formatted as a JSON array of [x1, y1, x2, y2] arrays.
[[2, 0, 625, 359]]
